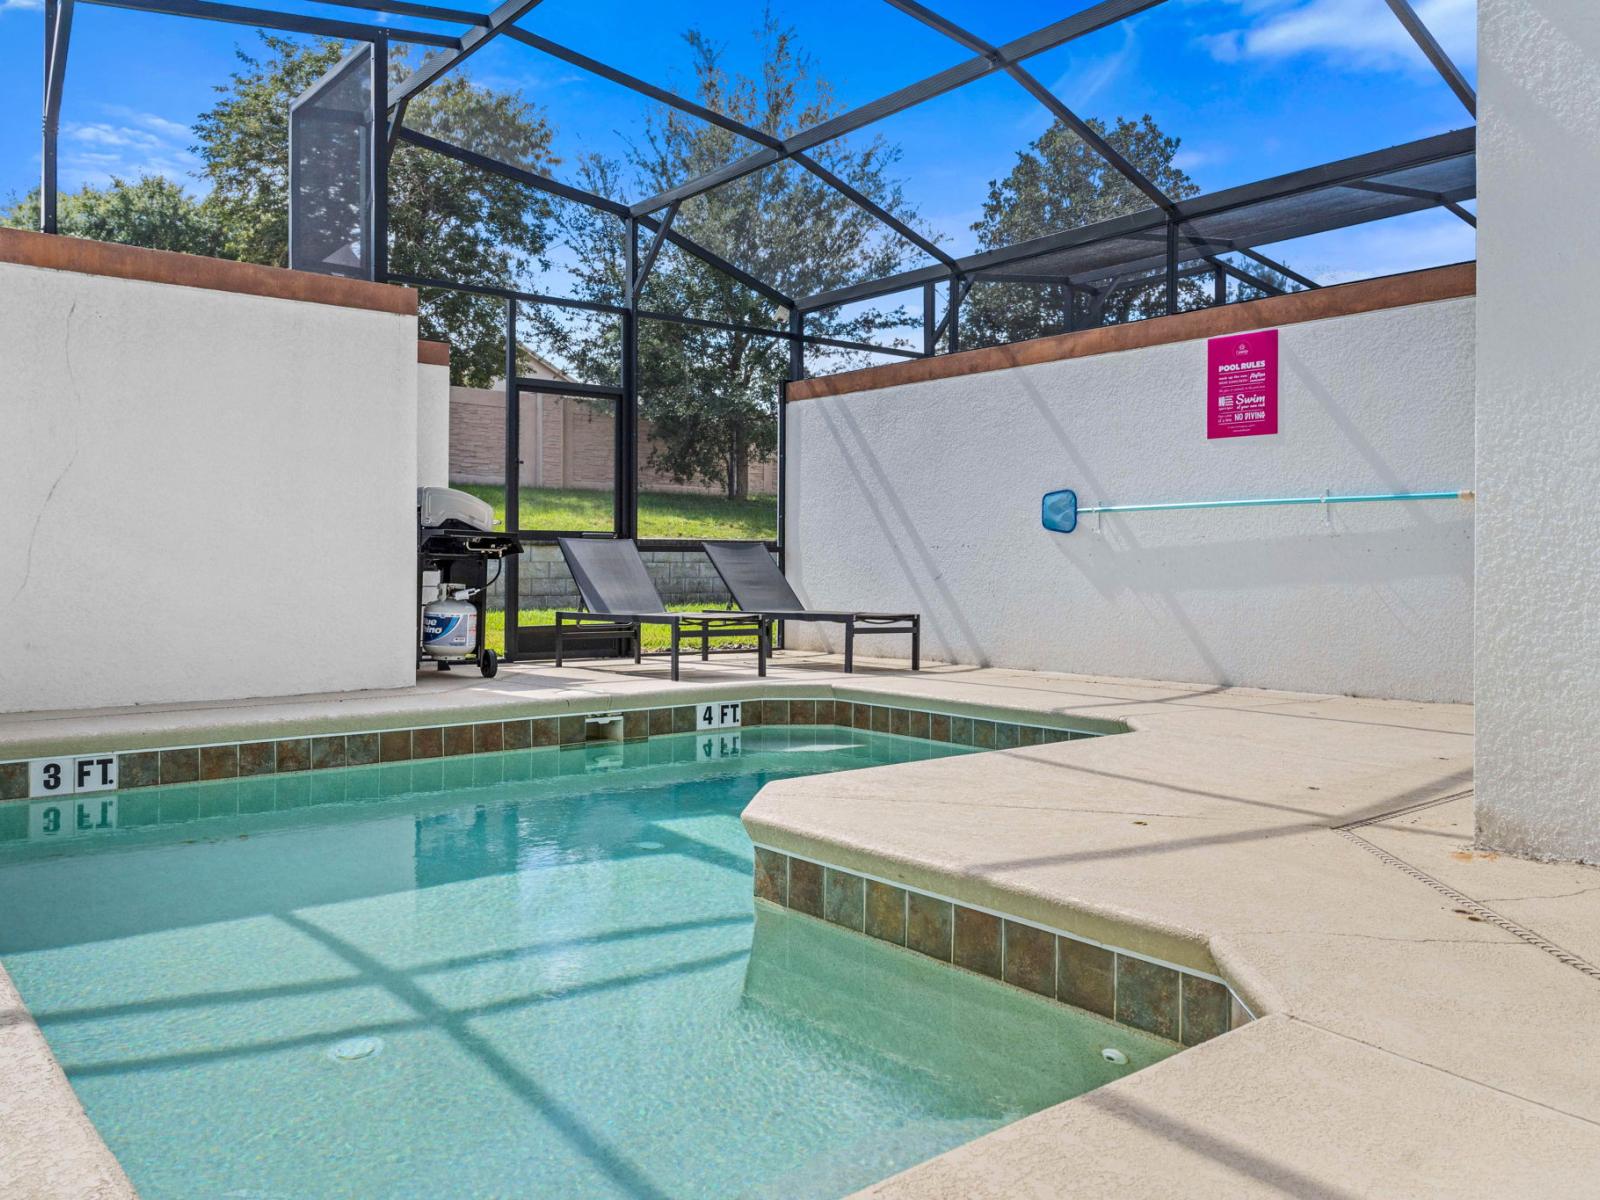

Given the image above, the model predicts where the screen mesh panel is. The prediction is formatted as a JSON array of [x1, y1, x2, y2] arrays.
[[289, 45, 376, 280], [964, 141, 1476, 289]]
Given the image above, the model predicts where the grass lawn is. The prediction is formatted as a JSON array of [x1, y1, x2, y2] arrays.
[[452, 484, 775, 541], [483, 604, 757, 656]]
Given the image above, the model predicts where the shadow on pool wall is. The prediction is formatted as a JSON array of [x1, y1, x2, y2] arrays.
[[0, 719, 1169, 1200], [783, 268, 1476, 703], [0, 719, 994, 955], [740, 905, 1177, 1134]]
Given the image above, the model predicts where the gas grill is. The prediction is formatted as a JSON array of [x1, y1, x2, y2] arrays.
[[417, 486, 520, 678]]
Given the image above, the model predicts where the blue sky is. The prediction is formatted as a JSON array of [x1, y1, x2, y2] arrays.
[[0, 0, 1476, 286]]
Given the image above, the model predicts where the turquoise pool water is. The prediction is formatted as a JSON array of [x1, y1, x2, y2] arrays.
[[0, 726, 1175, 1199]]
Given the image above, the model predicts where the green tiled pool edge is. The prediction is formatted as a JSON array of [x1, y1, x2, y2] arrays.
[[0, 693, 1250, 1074], [0, 697, 1105, 801], [1, 723, 1169, 1200], [752, 846, 1254, 1050]]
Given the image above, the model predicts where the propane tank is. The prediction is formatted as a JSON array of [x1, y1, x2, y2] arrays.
[[421, 584, 478, 659], [419, 569, 442, 605]]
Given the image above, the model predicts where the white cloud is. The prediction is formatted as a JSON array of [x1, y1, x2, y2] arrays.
[[1046, 23, 1141, 110], [1265, 206, 1475, 284], [0, 0, 45, 11], [1013, 21, 1142, 138], [1203, 0, 1475, 74], [59, 106, 201, 192], [101, 105, 193, 142], [1171, 145, 1228, 173]]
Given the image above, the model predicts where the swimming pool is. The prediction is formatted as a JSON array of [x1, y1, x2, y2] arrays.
[[0, 725, 1176, 1199]]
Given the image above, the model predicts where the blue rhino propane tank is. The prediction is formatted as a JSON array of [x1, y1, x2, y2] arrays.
[[422, 585, 478, 659]]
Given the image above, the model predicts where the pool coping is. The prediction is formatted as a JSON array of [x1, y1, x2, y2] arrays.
[[0, 689, 1248, 1056], [0, 959, 137, 1199], [3, 660, 1598, 1198], [729, 670, 1600, 1198], [751, 851, 1253, 1048], [0, 680, 1132, 1200], [0, 696, 1107, 802]]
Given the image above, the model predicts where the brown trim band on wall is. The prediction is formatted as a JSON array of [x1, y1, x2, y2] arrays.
[[417, 339, 450, 366], [789, 262, 1476, 402], [0, 228, 417, 317]]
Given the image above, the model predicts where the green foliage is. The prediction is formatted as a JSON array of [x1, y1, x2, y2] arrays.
[[388, 53, 559, 385], [449, 483, 776, 541], [193, 36, 345, 267], [11, 32, 1305, 426], [1221, 261, 1302, 302], [964, 115, 1204, 347], [192, 35, 556, 385], [1, 175, 226, 257], [483, 603, 748, 655], [543, 18, 926, 499]]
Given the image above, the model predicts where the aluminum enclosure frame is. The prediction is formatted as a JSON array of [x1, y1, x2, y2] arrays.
[[38, 0, 1477, 660]]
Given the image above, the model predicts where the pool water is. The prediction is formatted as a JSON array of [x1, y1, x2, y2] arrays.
[[0, 726, 1176, 1199]]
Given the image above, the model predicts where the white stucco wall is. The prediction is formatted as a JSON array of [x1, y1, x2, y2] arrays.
[[787, 296, 1475, 702], [0, 260, 418, 712], [417, 359, 450, 487], [1475, 2, 1600, 862]]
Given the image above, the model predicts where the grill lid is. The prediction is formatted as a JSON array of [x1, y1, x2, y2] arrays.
[[418, 486, 495, 532]]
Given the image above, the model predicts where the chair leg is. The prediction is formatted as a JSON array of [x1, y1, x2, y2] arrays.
[[911, 617, 921, 671], [554, 615, 564, 667], [670, 622, 681, 682], [633, 623, 642, 664], [758, 620, 769, 677], [844, 618, 855, 673]]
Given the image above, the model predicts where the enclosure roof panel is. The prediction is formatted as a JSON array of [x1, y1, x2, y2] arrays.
[[801, 128, 1475, 308]]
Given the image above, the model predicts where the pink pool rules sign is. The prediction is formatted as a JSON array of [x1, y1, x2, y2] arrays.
[[1207, 329, 1278, 439]]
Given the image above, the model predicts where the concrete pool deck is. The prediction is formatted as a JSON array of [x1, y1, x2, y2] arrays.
[[2, 653, 1597, 1198]]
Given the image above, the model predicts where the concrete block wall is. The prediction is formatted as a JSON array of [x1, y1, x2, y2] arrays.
[[785, 268, 1476, 703], [450, 384, 777, 496], [449, 385, 505, 485], [486, 546, 737, 611], [637, 550, 737, 607]]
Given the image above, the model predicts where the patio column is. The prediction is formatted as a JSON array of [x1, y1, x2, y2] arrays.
[[1475, 0, 1600, 862]]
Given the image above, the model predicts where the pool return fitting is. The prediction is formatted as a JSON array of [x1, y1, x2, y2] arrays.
[[1041, 488, 1475, 535]]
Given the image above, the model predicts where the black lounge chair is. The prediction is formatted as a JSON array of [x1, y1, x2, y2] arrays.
[[555, 537, 768, 681], [702, 541, 920, 673]]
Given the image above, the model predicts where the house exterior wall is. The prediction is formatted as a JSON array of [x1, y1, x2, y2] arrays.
[[1475, 0, 1600, 862], [0, 231, 418, 712], [786, 275, 1475, 702], [448, 385, 778, 496]]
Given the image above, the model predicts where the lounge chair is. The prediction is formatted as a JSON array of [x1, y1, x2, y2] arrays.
[[702, 541, 920, 672], [555, 538, 769, 681]]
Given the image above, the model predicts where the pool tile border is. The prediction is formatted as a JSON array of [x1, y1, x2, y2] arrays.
[[752, 845, 1254, 1048], [0, 697, 1244, 1043], [0, 699, 1095, 801]]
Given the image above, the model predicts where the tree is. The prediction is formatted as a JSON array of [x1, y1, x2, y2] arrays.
[[193, 35, 557, 384], [965, 116, 1309, 344], [964, 115, 1205, 347], [544, 19, 926, 500], [1217, 259, 1303, 303], [2, 175, 227, 257]]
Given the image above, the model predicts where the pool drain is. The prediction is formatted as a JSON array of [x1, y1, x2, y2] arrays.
[[1101, 1047, 1128, 1065], [328, 1036, 384, 1062]]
